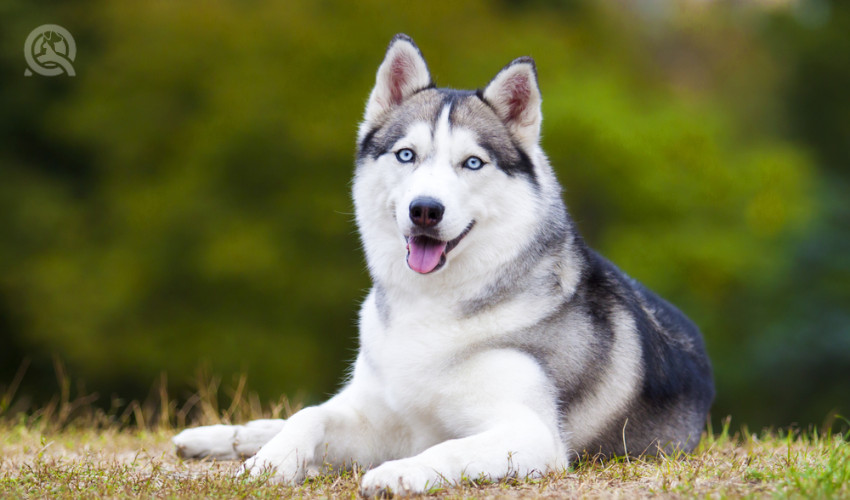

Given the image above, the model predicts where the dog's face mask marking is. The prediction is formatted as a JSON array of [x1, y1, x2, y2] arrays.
[[355, 35, 544, 279]]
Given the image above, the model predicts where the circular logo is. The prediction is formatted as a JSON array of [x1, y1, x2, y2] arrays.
[[24, 24, 76, 77]]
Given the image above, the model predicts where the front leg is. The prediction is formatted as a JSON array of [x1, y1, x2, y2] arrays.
[[360, 408, 564, 496], [239, 374, 396, 483], [239, 406, 327, 482], [360, 350, 568, 496]]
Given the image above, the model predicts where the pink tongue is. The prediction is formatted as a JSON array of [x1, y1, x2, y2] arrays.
[[407, 236, 448, 274]]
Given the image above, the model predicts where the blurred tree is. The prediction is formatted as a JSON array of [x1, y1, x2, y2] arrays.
[[739, 0, 850, 428]]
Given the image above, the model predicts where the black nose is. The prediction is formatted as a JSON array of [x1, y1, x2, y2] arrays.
[[409, 197, 444, 228]]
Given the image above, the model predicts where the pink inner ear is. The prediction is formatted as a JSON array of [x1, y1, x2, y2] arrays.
[[389, 52, 416, 105], [504, 73, 531, 122]]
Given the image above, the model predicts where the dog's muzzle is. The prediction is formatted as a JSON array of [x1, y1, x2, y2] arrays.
[[406, 221, 474, 274]]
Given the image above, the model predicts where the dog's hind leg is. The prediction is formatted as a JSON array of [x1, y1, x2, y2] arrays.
[[173, 419, 286, 460]]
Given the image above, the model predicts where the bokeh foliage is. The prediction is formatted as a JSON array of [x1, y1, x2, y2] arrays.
[[1, 0, 847, 429]]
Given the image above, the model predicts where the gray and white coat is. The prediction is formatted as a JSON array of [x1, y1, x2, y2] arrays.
[[173, 34, 714, 496]]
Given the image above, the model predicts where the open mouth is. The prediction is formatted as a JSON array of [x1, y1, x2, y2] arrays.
[[405, 222, 475, 274]]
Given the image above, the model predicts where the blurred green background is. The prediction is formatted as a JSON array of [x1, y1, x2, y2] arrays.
[[1, 0, 848, 430]]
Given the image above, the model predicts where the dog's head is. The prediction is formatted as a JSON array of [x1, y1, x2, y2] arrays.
[[353, 34, 558, 289]]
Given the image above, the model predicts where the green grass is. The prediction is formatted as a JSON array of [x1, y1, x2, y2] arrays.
[[1, 367, 848, 498]]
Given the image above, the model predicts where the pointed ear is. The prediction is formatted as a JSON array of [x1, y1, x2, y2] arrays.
[[482, 57, 542, 147], [363, 34, 432, 126]]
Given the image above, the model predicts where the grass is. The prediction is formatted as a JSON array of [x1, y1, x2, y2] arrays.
[[2, 422, 849, 498], [1, 364, 848, 498]]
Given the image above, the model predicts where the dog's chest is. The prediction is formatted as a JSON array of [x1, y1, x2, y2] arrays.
[[372, 316, 464, 388], [361, 305, 479, 412]]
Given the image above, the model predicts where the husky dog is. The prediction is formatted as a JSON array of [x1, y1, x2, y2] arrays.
[[173, 34, 714, 495]]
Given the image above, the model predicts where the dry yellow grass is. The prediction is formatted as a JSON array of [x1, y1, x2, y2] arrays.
[[2, 421, 848, 498]]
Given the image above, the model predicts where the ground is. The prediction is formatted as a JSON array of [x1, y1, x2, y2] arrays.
[[1, 420, 848, 498]]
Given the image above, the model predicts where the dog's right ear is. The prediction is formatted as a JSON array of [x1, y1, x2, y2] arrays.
[[362, 34, 432, 126]]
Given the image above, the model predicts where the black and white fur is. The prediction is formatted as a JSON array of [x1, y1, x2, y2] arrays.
[[173, 34, 714, 496]]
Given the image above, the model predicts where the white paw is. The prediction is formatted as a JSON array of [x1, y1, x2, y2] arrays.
[[173, 425, 238, 460], [237, 449, 307, 485], [360, 460, 441, 497]]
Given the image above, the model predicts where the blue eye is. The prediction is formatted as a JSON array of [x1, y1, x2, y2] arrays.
[[395, 148, 416, 163], [463, 156, 484, 170]]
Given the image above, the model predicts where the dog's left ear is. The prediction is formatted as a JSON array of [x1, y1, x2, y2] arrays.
[[362, 34, 432, 127], [482, 57, 542, 147]]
